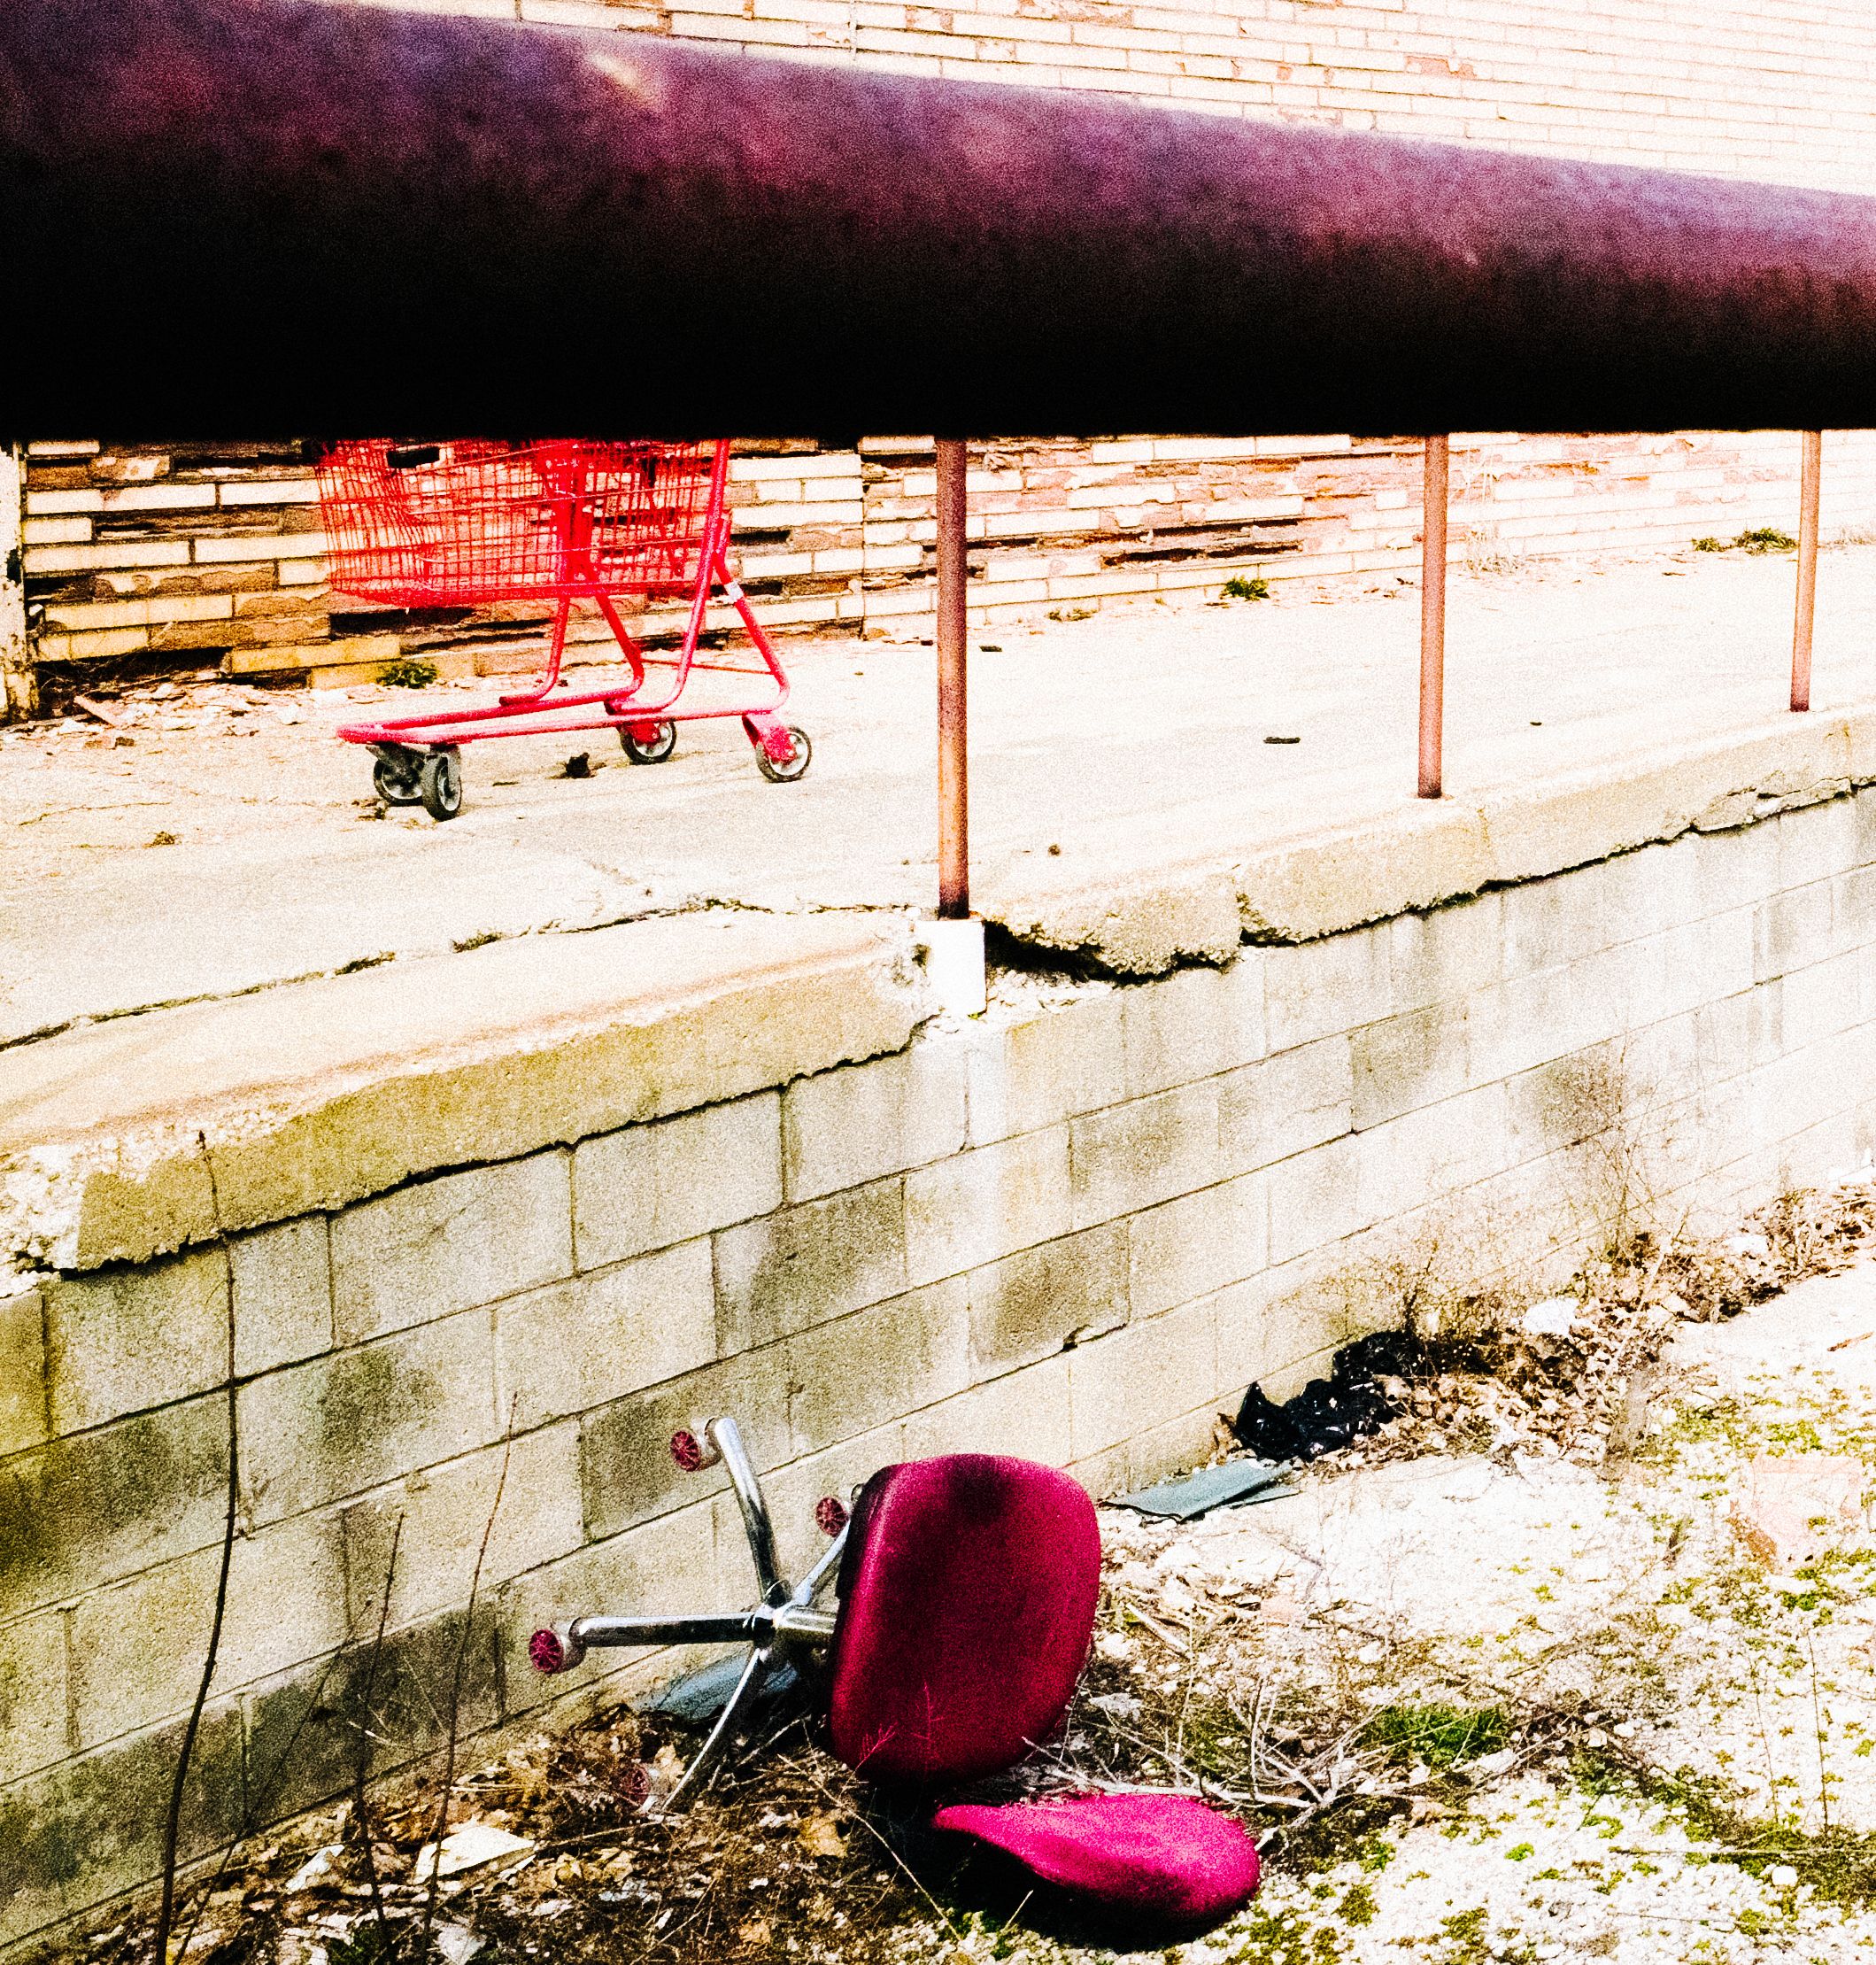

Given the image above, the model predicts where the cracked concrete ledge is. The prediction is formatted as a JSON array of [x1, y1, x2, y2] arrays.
[[0, 911, 921, 1275], [979, 705, 1876, 973], [10, 708, 1870, 1276]]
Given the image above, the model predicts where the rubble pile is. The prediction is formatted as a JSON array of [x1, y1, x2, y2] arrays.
[[1232, 1180, 1876, 1476]]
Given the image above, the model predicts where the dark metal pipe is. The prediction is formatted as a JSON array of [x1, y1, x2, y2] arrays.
[[11, 0, 1876, 439], [935, 439, 970, 919], [1418, 436, 1448, 800], [1793, 429, 1822, 712]]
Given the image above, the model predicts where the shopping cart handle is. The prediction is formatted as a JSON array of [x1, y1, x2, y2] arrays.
[[386, 444, 442, 470]]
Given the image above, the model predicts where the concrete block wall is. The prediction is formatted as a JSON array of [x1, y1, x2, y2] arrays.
[[21, 0, 1876, 686], [9, 781, 1876, 1947]]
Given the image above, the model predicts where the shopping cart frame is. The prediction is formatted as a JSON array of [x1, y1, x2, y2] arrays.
[[328, 440, 810, 818]]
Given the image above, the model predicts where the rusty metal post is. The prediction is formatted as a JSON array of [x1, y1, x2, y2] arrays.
[[1792, 429, 1822, 713], [1418, 434, 1449, 800], [936, 437, 970, 919]]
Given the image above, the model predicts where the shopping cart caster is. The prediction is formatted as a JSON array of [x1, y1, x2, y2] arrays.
[[419, 747, 463, 821], [371, 746, 423, 806], [754, 725, 812, 784], [621, 721, 677, 764]]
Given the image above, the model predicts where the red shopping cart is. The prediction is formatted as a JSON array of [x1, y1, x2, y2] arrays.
[[315, 438, 809, 819]]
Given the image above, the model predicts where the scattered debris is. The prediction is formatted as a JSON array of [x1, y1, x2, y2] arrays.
[[796, 1814, 848, 1860], [1523, 1294, 1579, 1337], [1113, 1458, 1293, 1520], [282, 1845, 341, 1895], [1234, 1332, 1412, 1460], [55, 1172, 1876, 1965], [1731, 1452, 1866, 1567], [411, 1821, 536, 1882], [432, 1923, 486, 1965]]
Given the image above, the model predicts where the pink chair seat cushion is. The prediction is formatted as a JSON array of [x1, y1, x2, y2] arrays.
[[827, 1455, 1101, 1787], [931, 1793, 1261, 1924]]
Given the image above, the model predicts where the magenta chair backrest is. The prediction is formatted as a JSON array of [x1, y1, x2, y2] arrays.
[[826, 1454, 1102, 1788]]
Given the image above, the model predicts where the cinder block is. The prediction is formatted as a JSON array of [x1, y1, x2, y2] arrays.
[[1265, 1133, 1367, 1267], [1835, 860, 1876, 945], [1128, 1172, 1268, 1319], [330, 1151, 573, 1344], [1386, 889, 1503, 1013], [1125, 1402, 1231, 1496], [900, 1353, 1073, 1466], [238, 1308, 498, 1523], [1500, 850, 1660, 979], [1464, 947, 1629, 1087], [68, 1510, 348, 1747], [1, 1397, 230, 1619], [1067, 1296, 1216, 1459], [1217, 1034, 1355, 1176], [782, 1041, 969, 1202], [1350, 1002, 1470, 1131], [341, 1421, 583, 1632], [1687, 816, 1782, 919], [969, 1222, 1128, 1375], [964, 991, 1127, 1144], [231, 1216, 333, 1378], [0, 1282, 47, 1455], [714, 1177, 907, 1351], [1779, 949, 1864, 1052], [580, 1346, 794, 1543], [1354, 1082, 1515, 1226], [44, 1249, 228, 1435], [1689, 968, 1781, 1079], [1753, 881, 1834, 985], [245, 1600, 500, 1816], [496, 1497, 722, 1714], [574, 1094, 782, 1270], [498, 1241, 715, 1429], [787, 1277, 969, 1453], [0, 1606, 69, 1784], [1069, 1080, 1219, 1228], [1120, 957, 1266, 1098], [1214, 1265, 1352, 1403], [0, 1703, 243, 1951], [1262, 924, 1391, 1051], [1775, 792, 1864, 890], [906, 1127, 1075, 1284]]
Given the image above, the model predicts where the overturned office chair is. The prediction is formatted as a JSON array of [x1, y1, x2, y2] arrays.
[[529, 1417, 1261, 1927]]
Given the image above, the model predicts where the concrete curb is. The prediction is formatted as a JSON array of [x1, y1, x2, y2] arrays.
[[980, 705, 1876, 971], [0, 912, 922, 1274]]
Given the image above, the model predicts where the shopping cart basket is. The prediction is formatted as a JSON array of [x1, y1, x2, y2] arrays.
[[315, 437, 809, 819]]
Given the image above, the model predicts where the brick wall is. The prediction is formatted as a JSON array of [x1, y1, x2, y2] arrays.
[[8, 778, 1876, 1946], [24, 429, 1876, 683], [19, 0, 1876, 686]]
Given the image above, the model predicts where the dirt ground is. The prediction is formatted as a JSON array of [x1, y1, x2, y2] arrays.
[[56, 1171, 1876, 1965], [5, 541, 1872, 1044]]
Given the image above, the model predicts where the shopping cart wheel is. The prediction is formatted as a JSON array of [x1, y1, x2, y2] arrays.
[[419, 747, 463, 821], [754, 726, 813, 785], [372, 747, 423, 806], [620, 721, 677, 765]]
